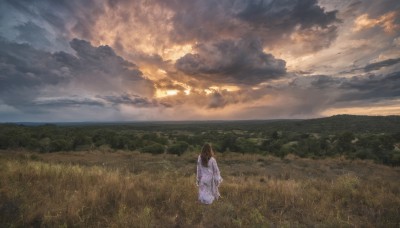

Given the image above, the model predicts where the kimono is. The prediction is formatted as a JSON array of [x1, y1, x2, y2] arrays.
[[196, 155, 223, 204]]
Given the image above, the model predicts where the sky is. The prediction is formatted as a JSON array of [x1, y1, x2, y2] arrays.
[[0, 0, 399, 122]]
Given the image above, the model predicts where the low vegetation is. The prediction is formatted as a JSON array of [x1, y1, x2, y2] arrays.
[[1, 115, 400, 166], [1, 115, 399, 226], [1, 151, 399, 227]]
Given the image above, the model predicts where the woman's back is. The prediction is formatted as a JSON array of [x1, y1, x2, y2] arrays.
[[197, 155, 215, 173], [196, 144, 222, 204]]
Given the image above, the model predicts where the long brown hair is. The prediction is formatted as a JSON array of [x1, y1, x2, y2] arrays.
[[201, 143, 214, 167]]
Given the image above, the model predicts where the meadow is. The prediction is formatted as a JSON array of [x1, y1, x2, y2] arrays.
[[1, 150, 399, 227]]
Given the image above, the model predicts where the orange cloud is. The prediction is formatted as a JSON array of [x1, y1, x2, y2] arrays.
[[82, 1, 177, 61], [354, 11, 399, 33]]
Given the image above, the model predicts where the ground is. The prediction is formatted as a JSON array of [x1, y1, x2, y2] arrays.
[[1, 150, 399, 227]]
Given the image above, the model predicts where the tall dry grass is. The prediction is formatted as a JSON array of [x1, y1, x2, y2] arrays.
[[0, 152, 399, 227]]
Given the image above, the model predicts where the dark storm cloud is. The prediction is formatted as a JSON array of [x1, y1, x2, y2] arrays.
[[202, 88, 260, 109], [309, 75, 344, 88], [30, 93, 168, 109], [252, 71, 400, 117], [1, 1, 69, 52], [68, 38, 137, 72], [0, 38, 69, 105], [163, 0, 339, 84], [33, 97, 104, 107], [3, 0, 103, 40], [339, 71, 400, 101], [208, 92, 227, 109], [63, 38, 154, 97], [297, 72, 400, 104], [32, 93, 169, 109], [98, 94, 170, 108], [163, 0, 339, 49], [343, 58, 400, 74], [176, 39, 286, 85], [160, 0, 240, 43], [237, 0, 338, 31], [363, 58, 400, 72], [0, 38, 155, 111], [14, 21, 52, 50]]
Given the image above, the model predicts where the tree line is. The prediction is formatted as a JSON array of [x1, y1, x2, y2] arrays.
[[1, 119, 400, 166]]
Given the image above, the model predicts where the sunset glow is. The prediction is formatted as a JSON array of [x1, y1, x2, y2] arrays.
[[163, 44, 194, 61], [156, 89, 180, 98]]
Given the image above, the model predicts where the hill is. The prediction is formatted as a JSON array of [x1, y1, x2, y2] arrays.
[[7, 114, 400, 133]]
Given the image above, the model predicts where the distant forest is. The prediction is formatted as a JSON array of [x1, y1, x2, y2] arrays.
[[1, 115, 400, 165]]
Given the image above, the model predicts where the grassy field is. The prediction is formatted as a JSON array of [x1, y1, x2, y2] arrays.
[[1, 150, 400, 227]]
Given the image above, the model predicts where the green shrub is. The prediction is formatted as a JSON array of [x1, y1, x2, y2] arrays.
[[50, 139, 71, 152], [141, 143, 165, 154], [167, 141, 189, 156]]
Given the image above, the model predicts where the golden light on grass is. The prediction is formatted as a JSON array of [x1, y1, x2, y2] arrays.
[[1, 151, 399, 227]]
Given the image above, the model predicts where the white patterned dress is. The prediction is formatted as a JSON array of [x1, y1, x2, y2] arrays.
[[196, 155, 223, 204]]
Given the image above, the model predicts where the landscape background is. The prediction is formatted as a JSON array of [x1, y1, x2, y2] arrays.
[[2, 115, 400, 165], [1, 115, 400, 227]]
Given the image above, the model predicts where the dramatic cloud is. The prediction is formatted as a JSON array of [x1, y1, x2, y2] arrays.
[[33, 96, 104, 107], [14, 21, 52, 50], [0, 0, 399, 121], [363, 58, 400, 72], [294, 71, 400, 105], [164, 0, 339, 47], [0, 38, 155, 116], [339, 71, 400, 101], [354, 11, 399, 33], [176, 39, 286, 85], [236, 0, 339, 43], [0, 39, 69, 105], [98, 94, 171, 108], [343, 58, 400, 74]]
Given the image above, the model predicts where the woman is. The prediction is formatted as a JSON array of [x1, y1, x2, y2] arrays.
[[196, 143, 223, 204]]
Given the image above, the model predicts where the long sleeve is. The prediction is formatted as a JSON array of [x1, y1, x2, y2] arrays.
[[212, 158, 223, 186], [196, 156, 202, 186]]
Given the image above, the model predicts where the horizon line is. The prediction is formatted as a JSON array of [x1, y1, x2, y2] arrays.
[[1, 114, 399, 125]]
